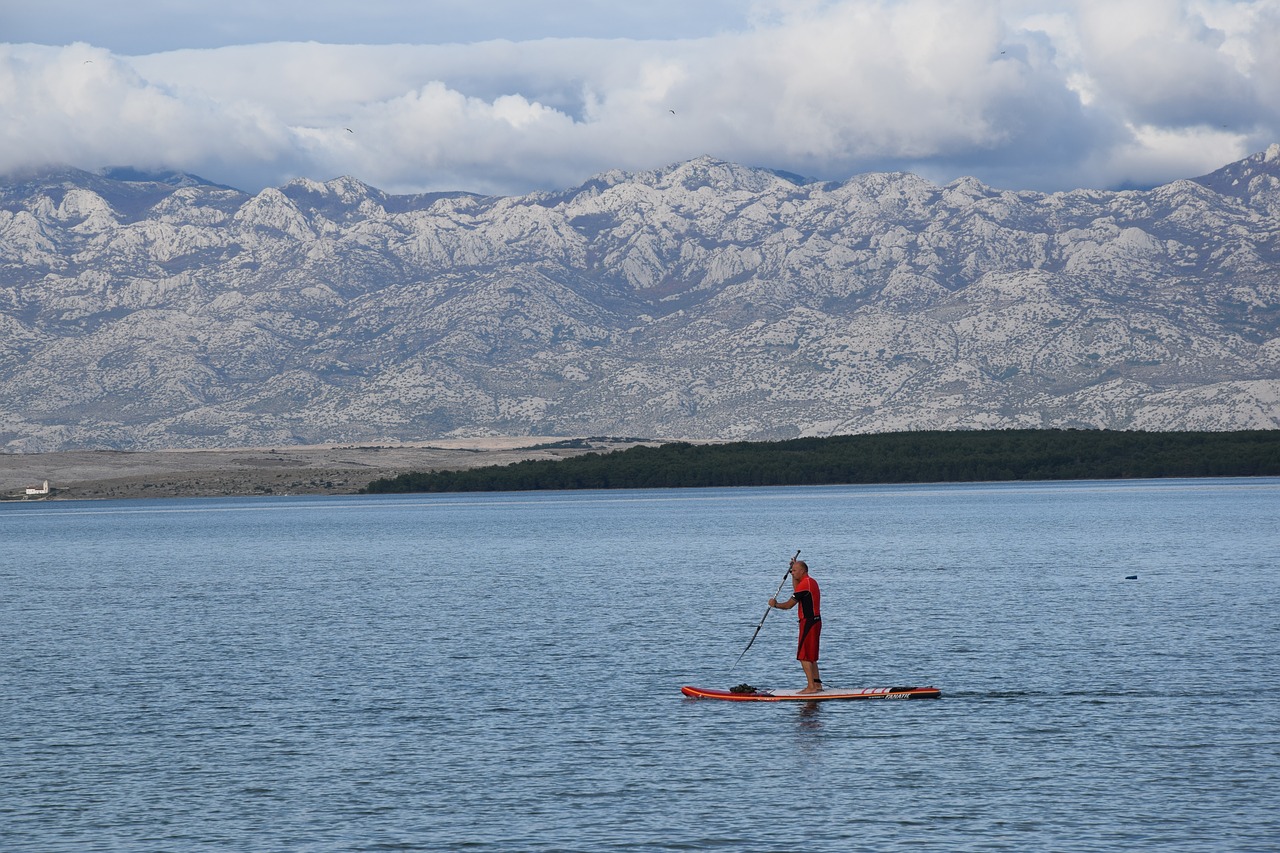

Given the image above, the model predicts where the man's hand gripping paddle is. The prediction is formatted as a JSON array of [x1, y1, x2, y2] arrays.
[[730, 549, 800, 672]]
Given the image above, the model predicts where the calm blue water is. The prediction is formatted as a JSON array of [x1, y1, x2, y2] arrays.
[[2, 479, 1278, 851]]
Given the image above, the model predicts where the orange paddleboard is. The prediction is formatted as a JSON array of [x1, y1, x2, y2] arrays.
[[681, 684, 941, 702]]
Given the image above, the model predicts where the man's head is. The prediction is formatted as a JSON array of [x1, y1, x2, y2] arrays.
[[790, 559, 809, 578]]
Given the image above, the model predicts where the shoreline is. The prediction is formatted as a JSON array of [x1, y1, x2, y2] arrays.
[[0, 437, 653, 501]]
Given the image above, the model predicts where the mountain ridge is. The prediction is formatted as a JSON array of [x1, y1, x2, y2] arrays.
[[2, 148, 1278, 452]]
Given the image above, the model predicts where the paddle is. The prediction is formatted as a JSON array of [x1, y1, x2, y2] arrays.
[[729, 549, 800, 672]]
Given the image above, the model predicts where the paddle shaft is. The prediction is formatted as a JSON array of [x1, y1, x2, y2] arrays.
[[730, 549, 800, 671]]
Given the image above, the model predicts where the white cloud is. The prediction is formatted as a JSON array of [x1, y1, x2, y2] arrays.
[[1074, 0, 1258, 126], [2, 0, 1278, 196]]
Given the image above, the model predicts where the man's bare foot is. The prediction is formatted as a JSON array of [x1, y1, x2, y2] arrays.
[[798, 684, 823, 694]]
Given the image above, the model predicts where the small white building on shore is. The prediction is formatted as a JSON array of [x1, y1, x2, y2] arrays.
[[25, 480, 50, 496]]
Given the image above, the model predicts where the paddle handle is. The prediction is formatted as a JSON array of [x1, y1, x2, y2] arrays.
[[769, 550, 800, 603]]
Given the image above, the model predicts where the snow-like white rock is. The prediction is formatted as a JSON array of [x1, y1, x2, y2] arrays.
[[2, 148, 1280, 450]]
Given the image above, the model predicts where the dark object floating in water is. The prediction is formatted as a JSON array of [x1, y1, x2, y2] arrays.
[[1125, 575, 1138, 580]]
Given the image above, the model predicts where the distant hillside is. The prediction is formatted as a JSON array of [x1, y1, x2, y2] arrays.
[[3, 147, 1280, 451], [363, 429, 1280, 492]]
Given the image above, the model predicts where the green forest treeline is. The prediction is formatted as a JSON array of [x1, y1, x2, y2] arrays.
[[363, 429, 1280, 494]]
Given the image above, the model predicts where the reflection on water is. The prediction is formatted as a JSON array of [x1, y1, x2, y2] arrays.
[[796, 701, 824, 733]]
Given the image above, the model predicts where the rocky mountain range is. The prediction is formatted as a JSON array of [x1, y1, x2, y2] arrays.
[[2, 147, 1279, 452]]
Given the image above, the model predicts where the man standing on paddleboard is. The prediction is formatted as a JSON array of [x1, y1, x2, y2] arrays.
[[769, 557, 822, 693]]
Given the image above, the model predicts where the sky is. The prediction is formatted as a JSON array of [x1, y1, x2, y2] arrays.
[[2, 0, 1278, 196]]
